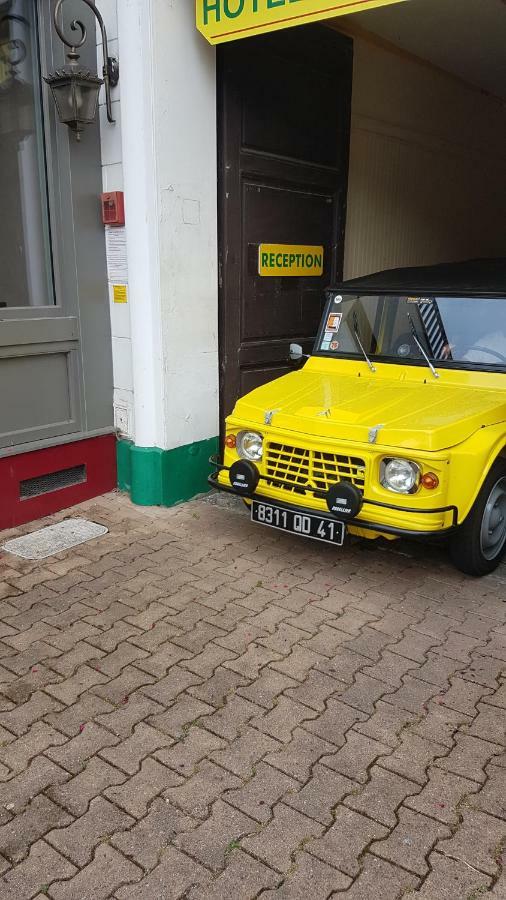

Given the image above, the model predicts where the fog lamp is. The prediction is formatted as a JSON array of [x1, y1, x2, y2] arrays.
[[381, 458, 421, 494]]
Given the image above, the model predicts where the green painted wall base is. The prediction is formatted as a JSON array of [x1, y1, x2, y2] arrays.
[[117, 436, 219, 507]]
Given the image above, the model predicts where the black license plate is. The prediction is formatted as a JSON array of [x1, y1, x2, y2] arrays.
[[251, 501, 345, 547]]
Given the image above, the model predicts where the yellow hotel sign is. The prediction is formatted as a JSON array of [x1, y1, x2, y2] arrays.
[[259, 244, 324, 277], [197, 0, 406, 45]]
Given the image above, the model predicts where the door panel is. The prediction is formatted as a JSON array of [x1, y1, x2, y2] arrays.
[[218, 24, 353, 420]]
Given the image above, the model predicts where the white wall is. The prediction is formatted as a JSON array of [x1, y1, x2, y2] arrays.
[[344, 37, 506, 279], [97, 0, 134, 439], [101, 0, 219, 452]]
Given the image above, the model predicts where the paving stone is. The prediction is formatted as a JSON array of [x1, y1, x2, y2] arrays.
[[44, 692, 113, 737], [251, 696, 318, 743], [380, 732, 446, 785], [306, 805, 387, 877], [100, 722, 171, 775], [340, 625, 392, 662], [242, 802, 324, 873], [385, 673, 439, 714], [224, 761, 298, 823], [304, 697, 367, 746], [2, 756, 70, 814], [467, 702, 506, 745], [0, 641, 62, 676], [92, 665, 156, 705], [45, 723, 118, 774], [284, 764, 353, 824], [389, 628, 441, 662], [44, 665, 108, 706], [105, 757, 182, 818], [111, 798, 195, 871], [0, 840, 76, 900], [471, 763, 506, 819], [336, 852, 419, 899], [321, 728, 392, 783], [440, 676, 493, 715], [463, 654, 505, 689], [47, 757, 126, 815], [182, 643, 238, 678], [141, 665, 202, 705], [405, 765, 479, 825], [0, 691, 62, 736], [265, 728, 335, 782], [354, 699, 417, 748], [50, 843, 142, 900], [222, 644, 280, 679], [46, 796, 134, 866], [414, 851, 492, 899], [346, 764, 419, 827], [300, 624, 350, 658], [175, 799, 257, 872], [199, 695, 263, 740], [237, 669, 297, 709], [149, 695, 215, 739], [0, 721, 67, 773], [114, 846, 209, 899], [260, 850, 351, 898], [438, 807, 506, 876], [212, 726, 279, 777], [371, 806, 450, 875], [187, 848, 280, 900], [95, 694, 164, 738], [269, 647, 325, 682], [164, 760, 241, 818], [155, 725, 224, 776], [436, 733, 503, 783], [338, 672, 393, 714], [0, 795, 72, 864]]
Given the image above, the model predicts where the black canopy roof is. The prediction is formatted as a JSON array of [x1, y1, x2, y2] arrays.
[[341, 258, 506, 294]]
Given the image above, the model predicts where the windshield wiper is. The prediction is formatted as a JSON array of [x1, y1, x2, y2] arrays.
[[352, 312, 376, 373], [407, 312, 440, 379]]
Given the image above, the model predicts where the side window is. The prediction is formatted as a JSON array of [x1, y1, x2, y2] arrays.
[[0, 1, 54, 308]]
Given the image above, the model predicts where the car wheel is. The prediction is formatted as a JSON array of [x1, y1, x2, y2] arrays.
[[450, 460, 506, 576]]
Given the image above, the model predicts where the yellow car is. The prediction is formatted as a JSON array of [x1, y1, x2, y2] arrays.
[[210, 260, 506, 576]]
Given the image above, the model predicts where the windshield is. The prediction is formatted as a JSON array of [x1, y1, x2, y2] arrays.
[[315, 294, 506, 369]]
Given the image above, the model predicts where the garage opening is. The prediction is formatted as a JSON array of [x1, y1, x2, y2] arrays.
[[217, 0, 506, 425]]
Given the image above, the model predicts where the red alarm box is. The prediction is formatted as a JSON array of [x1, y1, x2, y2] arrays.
[[101, 191, 125, 226]]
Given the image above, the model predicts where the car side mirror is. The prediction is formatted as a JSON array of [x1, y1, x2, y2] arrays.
[[289, 343, 305, 362]]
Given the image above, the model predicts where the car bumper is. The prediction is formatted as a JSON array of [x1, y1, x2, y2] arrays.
[[208, 460, 459, 540]]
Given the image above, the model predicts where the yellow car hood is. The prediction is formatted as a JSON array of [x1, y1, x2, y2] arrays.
[[233, 364, 506, 452]]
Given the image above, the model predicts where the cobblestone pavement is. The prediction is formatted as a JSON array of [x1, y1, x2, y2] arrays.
[[0, 491, 505, 899]]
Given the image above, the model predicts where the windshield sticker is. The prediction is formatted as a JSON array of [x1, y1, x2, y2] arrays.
[[407, 297, 432, 305], [330, 340, 340, 351], [324, 331, 333, 341], [321, 341, 330, 350], [326, 313, 342, 333]]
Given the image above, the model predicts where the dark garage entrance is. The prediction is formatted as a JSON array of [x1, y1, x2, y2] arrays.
[[217, 25, 353, 420]]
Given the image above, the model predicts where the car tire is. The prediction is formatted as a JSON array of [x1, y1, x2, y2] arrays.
[[449, 459, 506, 576]]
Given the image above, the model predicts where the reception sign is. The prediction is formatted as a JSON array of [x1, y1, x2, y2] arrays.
[[196, 0, 406, 45]]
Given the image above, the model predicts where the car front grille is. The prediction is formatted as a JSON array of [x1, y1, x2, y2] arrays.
[[264, 442, 366, 495]]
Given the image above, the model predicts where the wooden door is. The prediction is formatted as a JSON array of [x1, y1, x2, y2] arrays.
[[218, 24, 353, 419]]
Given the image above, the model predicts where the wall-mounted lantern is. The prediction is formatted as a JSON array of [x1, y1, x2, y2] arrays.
[[44, 0, 118, 141]]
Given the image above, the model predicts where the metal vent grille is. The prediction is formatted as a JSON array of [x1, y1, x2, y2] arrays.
[[265, 442, 366, 495], [20, 465, 87, 500]]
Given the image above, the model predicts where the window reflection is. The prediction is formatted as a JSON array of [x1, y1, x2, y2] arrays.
[[0, 0, 54, 307]]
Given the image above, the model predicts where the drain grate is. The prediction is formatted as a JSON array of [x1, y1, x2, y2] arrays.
[[20, 465, 86, 500], [1, 518, 108, 560]]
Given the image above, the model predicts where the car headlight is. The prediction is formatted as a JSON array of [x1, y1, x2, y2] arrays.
[[381, 458, 421, 494], [236, 431, 263, 462]]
